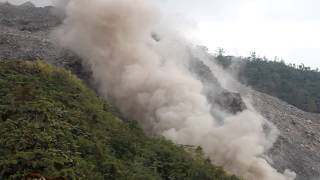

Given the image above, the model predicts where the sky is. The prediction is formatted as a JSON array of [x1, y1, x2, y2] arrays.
[[160, 0, 320, 68], [2, 0, 320, 68]]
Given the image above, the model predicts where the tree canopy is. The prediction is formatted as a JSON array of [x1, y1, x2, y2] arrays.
[[215, 52, 320, 113]]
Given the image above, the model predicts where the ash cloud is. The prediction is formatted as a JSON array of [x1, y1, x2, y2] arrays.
[[54, 0, 296, 179]]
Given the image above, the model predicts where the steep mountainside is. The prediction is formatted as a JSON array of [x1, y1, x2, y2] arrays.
[[0, 2, 319, 180], [194, 51, 320, 180], [0, 2, 89, 82], [215, 54, 320, 113], [189, 60, 247, 115], [0, 60, 240, 180], [243, 89, 320, 180]]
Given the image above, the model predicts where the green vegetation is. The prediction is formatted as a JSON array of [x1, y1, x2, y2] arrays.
[[215, 51, 320, 113], [0, 60, 240, 180]]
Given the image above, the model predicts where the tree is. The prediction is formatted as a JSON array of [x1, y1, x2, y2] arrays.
[[216, 48, 225, 57], [250, 51, 257, 61]]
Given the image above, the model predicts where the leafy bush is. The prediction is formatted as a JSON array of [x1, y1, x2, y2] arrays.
[[0, 60, 240, 180]]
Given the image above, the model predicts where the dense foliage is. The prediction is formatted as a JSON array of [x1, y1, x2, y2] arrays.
[[0, 60, 240, 180], [215, 53, 320, 113]]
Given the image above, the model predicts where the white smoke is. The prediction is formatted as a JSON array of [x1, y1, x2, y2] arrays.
[[54, 0, 296, 179]]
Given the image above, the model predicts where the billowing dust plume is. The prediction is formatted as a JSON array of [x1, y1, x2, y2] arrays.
[[54, 0, 296, 179]]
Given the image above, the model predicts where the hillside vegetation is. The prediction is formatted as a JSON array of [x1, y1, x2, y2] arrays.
[[215, 53, 320, 113], [0, 60, 240, 180]]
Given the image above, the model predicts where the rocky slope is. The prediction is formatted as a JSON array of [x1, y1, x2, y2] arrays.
[[0, 2, 89, 82], [245, 90, 320, 180], [189, 60, 247, 115], [0, 2, 319, 180]]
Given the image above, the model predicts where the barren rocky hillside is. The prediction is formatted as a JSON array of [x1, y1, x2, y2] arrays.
[[0, 2, 319, 180], [0, 2, 88, 81], [246, 90, 320, 180]]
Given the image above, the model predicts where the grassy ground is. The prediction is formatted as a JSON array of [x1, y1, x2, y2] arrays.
[[0, 60, 240, 180]]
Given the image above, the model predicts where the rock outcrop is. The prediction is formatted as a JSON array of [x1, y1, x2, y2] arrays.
[[189, 59, 247, 114]]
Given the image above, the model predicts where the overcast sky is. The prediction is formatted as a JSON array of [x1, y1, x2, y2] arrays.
[[160, 0, 320, 68], [3, 0, 320, 68]]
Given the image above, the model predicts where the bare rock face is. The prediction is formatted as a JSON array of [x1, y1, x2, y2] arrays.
[[0, 2, 91, 83], [189, 59, 247, 114], [215, 91, 246, 114], [245, 90, 320, 180], [0, 3, 59, 60], [0, 2, 60, 31]]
